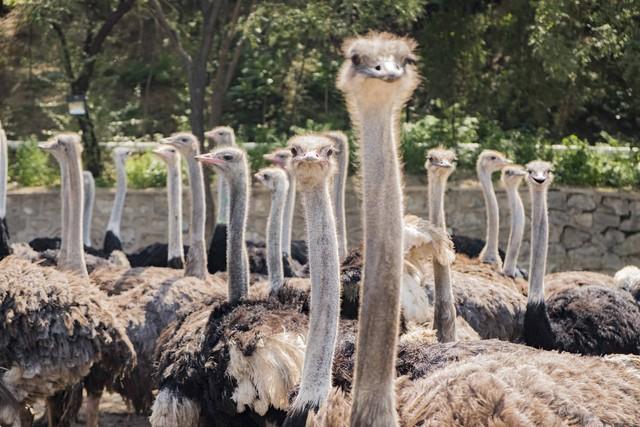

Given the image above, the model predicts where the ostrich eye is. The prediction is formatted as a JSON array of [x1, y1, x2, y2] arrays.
[[290, 147, 298, 157], [351, 54, 361, 66], [490, 156, 497, 161], [222, 154, 233, 161], [326, 148, 334, 157], [404, 55, 416, 65], [426, 156, 432, 161], [264, 175, 270, 180]]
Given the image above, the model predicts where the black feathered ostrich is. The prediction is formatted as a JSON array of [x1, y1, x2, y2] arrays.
[[523, 160, 640, 355]]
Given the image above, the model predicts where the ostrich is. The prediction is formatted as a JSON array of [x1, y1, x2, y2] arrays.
[[254, 167, 289, 293], [83, 171, 95, 248], [500, 165, 526, 279], [126, 145, 188, 269], [424, 147, 526, 341], [263, 147, 309, 265], [323, 131, 349, 261], [523, 160, 640, 355], [0, 133, 136, 427], [335, 31, 420, 426], [103, 147, 131, 255], [476, 149, 511, 266], [0, 121, 10, 259], [205, 126, 236, 274]]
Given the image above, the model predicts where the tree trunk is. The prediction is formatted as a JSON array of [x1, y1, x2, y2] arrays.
[[77, 112, 101, 176], [189, 65, 216, 238]]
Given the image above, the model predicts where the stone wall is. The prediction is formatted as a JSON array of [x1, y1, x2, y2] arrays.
[[6, 179, 639, 273]]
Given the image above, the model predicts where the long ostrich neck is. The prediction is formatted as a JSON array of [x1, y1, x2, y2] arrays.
[[65, 147, 88, 277], [107, 158, 127, 236], [52, 153, 69, 266], [216, 177, 230, 224], [282, 170, 296, 255], [185, 154, 207, 279], [528, 188, 548, 304], [227, 170, 249, 302], [267, 181, 287, 293], [0, 130, 6, 219], [503, 184, 525, 277], [428, 172, 456, 342], [478, 167, 500, 263], [167, 160, 184, 263], [352, 102, 403, 423], [295, 180, 340, 410], [83, 173, 94, 248], [333, 143, 349, 260]]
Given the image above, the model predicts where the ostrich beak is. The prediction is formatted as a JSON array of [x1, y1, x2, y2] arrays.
[[38, 140, 56, 150], [195, 153, 224, 165], [302, 151, 321, 162]]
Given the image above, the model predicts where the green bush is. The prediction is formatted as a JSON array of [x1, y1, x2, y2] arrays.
[[125, 151, 167, 189], [9, 138, 58, 186]]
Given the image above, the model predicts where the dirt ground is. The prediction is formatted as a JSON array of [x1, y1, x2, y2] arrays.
[[34, 392, 150, 427]]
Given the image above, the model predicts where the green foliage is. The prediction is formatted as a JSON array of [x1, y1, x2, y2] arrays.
[[125, 151, 167, 189], [9, 138, 58, 186]]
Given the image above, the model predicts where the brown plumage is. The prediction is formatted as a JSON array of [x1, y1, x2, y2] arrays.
[[0, 256, 135, 425], [86, 266, 225, 414], [309, 348, 640, 426], [452, 254, 528, 295], [544, 270, 615, 295]]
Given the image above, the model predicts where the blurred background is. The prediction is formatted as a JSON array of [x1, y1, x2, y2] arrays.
[[0, 0, 639, 189]]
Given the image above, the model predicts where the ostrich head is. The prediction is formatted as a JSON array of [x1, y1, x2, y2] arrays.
[[195, 146, 246, 182], [501, 165, 527, 189], [112, 146, 132, 168], [476, 150, 512, 174], [162, 132, 200, 156], [425, 147, 457, 180], [337, 32, 419, 105], [263, 148, 292, 170], [153, 145, 180, 167], [525, 160, 554, 191], [39, 133, 82, 158], [205, 126, 235, 147], [254, 167, 287, 193], [288, 134, 336, 190]]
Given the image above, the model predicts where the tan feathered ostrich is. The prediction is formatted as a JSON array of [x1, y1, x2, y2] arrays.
[[0, 133, 135, 427], [306, 32, 640, 427], [423, 148, 526, 341]]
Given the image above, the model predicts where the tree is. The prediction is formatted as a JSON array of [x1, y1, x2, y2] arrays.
[[24, 0, 136, 176]]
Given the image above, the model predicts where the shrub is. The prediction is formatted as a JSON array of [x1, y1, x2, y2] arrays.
[[125, 151, 167, 189], [9, 137, 58, 186]]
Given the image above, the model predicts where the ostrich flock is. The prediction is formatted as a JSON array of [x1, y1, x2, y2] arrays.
[[1, 32, 640, 427]]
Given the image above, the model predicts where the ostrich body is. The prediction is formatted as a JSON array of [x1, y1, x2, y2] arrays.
[[103, 147, 131, 255], [523, 161, 640, 355], [424, 148, 526, 341], [308, 347, 640, 427]]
